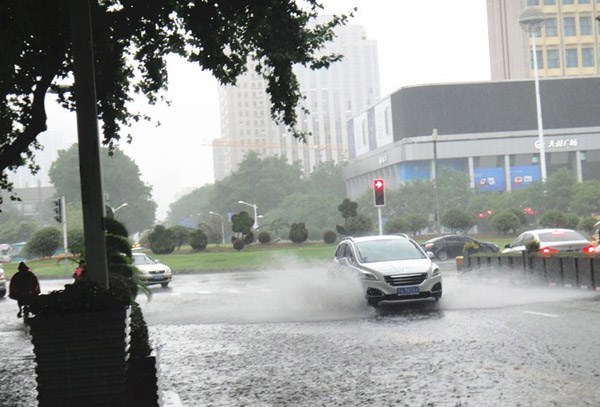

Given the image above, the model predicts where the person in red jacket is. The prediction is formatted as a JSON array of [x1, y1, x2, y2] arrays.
[[73, 259, 86, 282], [9, 262, 41, 319]]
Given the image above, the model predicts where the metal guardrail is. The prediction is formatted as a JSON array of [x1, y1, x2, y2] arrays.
[[459, 253, 600, 291]]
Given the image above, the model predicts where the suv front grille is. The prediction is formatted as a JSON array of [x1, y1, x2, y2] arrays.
[[384, 273, 427, 286]]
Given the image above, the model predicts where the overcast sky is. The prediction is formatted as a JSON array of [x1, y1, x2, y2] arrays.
[[38, 0, 491, 221]]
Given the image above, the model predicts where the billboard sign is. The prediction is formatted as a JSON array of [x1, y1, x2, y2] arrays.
[[510, 165, 540, 190], [474, 167, 505, 192]]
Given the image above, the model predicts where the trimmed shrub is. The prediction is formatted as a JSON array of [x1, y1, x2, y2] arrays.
[[189, 229, 208, 251], [258, 231, 271, 244], [323, 230, 337, 244], [147, 225, 175, 254], [244, 231, 255, 245], [289, 223, 308, 243], [24, 227, 61, 258], [233, 238, 245, 251]]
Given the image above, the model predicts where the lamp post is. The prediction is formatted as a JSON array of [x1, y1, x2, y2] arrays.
[[209, 211, 226, 245], [519, 6, 547, 183], [432, 129, 441, 234], [237, 200, 259, 230], [113, 202, 128, 213]]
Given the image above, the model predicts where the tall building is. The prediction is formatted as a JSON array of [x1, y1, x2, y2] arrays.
[[487, 0, 600, 80], [213, 20, 380, 179]]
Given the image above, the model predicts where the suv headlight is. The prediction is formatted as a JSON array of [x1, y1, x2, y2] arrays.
[[431, 268, 441, 277], [362, 272, 379, 281]]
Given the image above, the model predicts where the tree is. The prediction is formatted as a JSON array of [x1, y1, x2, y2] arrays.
[[543, 168, 577, 212], [24, 227, 61, 258], [262, 192, 339, 238], [0, 210, 37, 243], [564, 213, 580, 230], [572, 180, 600, 216], [67, 229, 85, 255], [343, 214, 373, 237], [0, 1, 352, 205], [384, 217, 408, 234], [169, 225, 191, 251], [441, 208, 475, 233], [405, 214, 429, 237], [539, 209, 568, 228], [147, 225, 175, 255], [489, 211, 520, 235], [578, 216, 597, 236], [48, 144, 156, 234], [302, 161, 347, 198]]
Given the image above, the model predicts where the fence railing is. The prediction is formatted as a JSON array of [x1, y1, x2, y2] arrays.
[[461, 254, 600, 291]]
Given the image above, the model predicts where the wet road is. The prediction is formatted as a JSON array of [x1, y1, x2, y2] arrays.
[[1, 261, 600, 406]]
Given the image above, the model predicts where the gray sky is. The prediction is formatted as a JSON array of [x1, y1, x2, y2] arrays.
[[38, 0, 491, 221]]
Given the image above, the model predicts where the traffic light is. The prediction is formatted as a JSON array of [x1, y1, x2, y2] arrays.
[[373, 178, 385, 207], [53, 198, 63, 223]]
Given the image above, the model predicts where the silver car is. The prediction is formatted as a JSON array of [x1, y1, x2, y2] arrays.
[[331, 235, 442, 306], [502, 228, 593, 255], [132, 253, 172, 288]]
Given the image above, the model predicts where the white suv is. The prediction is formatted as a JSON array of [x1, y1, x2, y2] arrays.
[[331, 235, 442, 306], [0, 265, 6, 298]]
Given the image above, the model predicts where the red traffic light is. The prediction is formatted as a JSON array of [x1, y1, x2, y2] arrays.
[[373, 179, 385, 206]]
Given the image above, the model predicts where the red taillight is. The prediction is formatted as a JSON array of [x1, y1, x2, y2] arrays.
[[582, 245, 596, 255], [425, 243, 433, 249], [540, 247, 558, 255]]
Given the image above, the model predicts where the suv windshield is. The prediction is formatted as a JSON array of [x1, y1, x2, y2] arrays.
[[355, 239, 426, 263]]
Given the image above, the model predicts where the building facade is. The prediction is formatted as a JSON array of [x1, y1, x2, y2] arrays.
[[487, 0, 600, 80], [343, 77, 600, 199], [213, 20, 380, 179]]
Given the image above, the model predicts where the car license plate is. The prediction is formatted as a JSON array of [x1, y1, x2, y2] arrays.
[[397, 286, 419, 296], [153, 275, 164, 281]]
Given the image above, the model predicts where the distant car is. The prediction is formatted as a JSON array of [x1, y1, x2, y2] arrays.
[[132, 253, 172, 288], [502, 228, 594, 255], [422, 235, 499, 261], [331, 235, 442, 306], [0, 244, 12, 263], [0, 265, 6, 298]]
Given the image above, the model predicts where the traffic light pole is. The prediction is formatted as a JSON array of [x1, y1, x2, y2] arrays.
[[377, 207, 383, 236], [60, 197, 69, 274]]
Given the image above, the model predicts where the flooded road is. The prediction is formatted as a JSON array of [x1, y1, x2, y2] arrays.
[[1, 263, 599, 406]]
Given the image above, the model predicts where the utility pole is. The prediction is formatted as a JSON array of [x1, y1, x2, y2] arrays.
[[69, 0, 109, 288]]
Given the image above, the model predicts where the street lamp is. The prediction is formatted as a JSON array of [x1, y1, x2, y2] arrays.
[[113, 202, 128, 213], [237, 200, 259, 229], [209, 211, 226, 245], [519, 6, 547, 183], [432, 129, 441, 234], [105, 202, 128, 219]]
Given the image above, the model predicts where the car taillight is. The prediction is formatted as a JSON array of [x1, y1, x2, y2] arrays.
[[582, 245, 596, 255], [424, 243, 433, 249], [540, 247, 558, 255]]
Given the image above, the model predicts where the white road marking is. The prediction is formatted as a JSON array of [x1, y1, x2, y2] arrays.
[[523, 310, 560, 318]]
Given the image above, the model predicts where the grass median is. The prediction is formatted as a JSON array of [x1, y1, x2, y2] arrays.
[[4, 242, 337, 279]]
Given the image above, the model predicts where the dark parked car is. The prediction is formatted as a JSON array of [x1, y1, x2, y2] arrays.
[[422, 235, 499, 261]]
